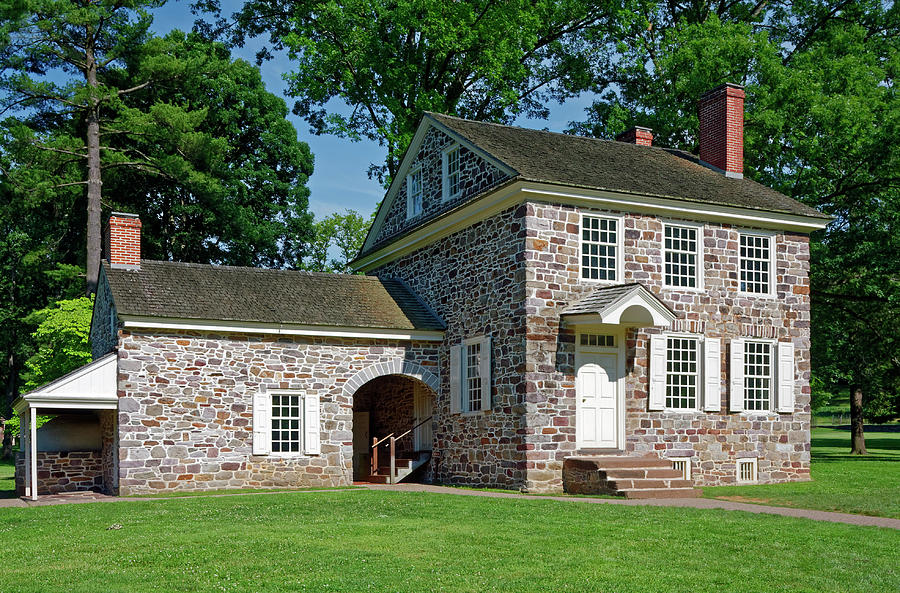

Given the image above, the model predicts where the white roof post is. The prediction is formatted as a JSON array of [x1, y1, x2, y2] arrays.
[[29, 406, 37, 501]]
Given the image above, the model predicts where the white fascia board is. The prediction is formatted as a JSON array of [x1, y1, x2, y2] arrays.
[[353, 180, 830, 272], [15, 396, 118, 413], [120, 316, 445, 341]]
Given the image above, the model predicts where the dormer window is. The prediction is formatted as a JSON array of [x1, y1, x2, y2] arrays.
[[442, 144, 462, 201], [406, 168, 423, 219]]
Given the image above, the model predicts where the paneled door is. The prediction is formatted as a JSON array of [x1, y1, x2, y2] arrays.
[[576, 352, 618, 448]]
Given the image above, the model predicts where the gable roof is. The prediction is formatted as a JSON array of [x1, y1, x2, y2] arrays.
[[427, 112, 826, 220], [103, 260, 445, 332], [561, 283, 675, 326]]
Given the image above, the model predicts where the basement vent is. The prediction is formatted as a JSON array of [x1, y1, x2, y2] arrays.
[[580, 334, 615, 347], [671, 458, 691, 481], [737, 458, 757, 483]]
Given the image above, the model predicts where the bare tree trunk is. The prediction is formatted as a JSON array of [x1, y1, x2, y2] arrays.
[[84, 28, 103, 296], [1, 352, 16, 459], [850, 386, 867, 455]]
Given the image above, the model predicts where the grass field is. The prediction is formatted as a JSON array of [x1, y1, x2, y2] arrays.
[[0, 458, 14, 499], [704, 427, 900, 518], [0, 489, 897, 592]]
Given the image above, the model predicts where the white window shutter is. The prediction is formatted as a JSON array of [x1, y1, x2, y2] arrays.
[[648, 334, 666, 411], [304, 394, 321, 454], [703, 338, 722, 412], [405, 176, 413, 219], [730, 339, 745, 413], [480, 336, 492, 411], [449, 344, 462, 415], [776, 342, 795, 413], [252, 392, 271, 455]]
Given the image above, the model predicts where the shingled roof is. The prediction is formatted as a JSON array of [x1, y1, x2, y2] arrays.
[[103, 260, 445, 331], [428, 113, 827, 220]]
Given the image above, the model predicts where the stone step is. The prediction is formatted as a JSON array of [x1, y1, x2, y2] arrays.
[[603, 468, 684, 479], [619, 487, 703, 499], [605, 478, 694, 491], [365, 474, 390, 484], [566, 455, 673, 469]]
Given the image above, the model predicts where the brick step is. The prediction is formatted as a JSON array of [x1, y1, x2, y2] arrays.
[[619, 487, 703, 499], [605, 478, 694, 491], [365, 474, 390, 484], [602, 468, 684, 479]]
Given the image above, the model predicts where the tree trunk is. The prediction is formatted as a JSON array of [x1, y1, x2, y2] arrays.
[[84, 29, 103, 296], [1, 352, 16, 459], [850, 386, 867, 455]]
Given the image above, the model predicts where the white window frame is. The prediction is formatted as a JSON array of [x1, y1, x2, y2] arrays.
[[663, 334, 702, 411], [742, 339, 776, 412], [662, 221, 704, 291], [578, 211, 624, 283], [262, 390, 320, 456], [670, 457, 692, 481], [736, 457, 758, 483], [738, 230, 776, 297], [270, 391, 304, 456], [405, 167, 423, 220], [441, 144, 463, 202], [461, 336, 483, 414]]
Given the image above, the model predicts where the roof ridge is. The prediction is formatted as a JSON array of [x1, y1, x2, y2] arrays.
[[139, 259, 381, 281]]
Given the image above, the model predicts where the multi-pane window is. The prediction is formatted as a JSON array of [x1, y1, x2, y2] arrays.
[[443, 145, 462, 199], [406, 169, 423, 219], [463, 341, 482, 412], [664, 225, 699, 288], [581, 215, 618, 281], [271, 393, 302, 453], [740, 234, 772, 294], [665, 337, 699, 409], [744, 341, 773, 410], [580, 334, 615, 347]]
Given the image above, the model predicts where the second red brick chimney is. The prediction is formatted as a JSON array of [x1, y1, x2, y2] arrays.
[[106, 213, 142, 269], [699, 83, 745, 178], [616, 126, 653, 147]]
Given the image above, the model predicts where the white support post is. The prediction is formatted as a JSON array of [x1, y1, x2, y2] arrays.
[[29, 407, 37, 501], [20, 410, 30, 499]]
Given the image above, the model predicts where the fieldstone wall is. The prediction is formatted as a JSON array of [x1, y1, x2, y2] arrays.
[[372, 126, 509, 248], [374, 205, 530, 489], [116, 331, 439, 495], [100, 409, 118, 494], [523, 201, 812, 490], [15, 451, 104, 495]]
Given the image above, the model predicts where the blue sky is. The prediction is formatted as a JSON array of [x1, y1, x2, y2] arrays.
[[150, 1, 593, 219]]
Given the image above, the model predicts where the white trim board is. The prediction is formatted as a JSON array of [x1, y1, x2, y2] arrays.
[[120, 315, 445, 341], [352, 180, 831, 273]]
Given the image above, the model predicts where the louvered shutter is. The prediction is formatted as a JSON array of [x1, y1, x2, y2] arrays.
[[776, 342, 795, 413], [480, 336, 492, 411], [730, 339, 745, 413], [449, 344, 462, 415], [252, 391, 271, 455], [703, 338, 722, 412], [304, 394, 321, 454], [648, 334, 667, 411]]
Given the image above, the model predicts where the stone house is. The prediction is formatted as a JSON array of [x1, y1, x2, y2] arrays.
[[15, 84, 830, 499]]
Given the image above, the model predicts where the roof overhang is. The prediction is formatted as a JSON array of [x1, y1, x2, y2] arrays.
[[561, 284, 676, 328], [119, 315, 445, 341], [351, 180, 832, 273], [13, 354, 118, 414]]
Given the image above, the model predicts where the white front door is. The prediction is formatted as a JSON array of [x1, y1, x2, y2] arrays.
[[576, 352, 618, 448]]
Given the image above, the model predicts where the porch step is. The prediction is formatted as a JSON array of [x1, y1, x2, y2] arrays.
[[563, 454, 702, 499], [366, 451, 431, 485]]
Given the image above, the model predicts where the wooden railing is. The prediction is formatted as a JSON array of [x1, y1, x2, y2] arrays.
[[370, 416, 433, 484]]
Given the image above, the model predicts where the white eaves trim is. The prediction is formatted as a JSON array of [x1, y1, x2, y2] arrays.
[[13, 353, 118, 413], [352, 180, 830, 273], [120, 315, 445, 341]]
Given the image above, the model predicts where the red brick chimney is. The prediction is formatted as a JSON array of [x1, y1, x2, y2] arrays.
[[699, 83, 745, 178], [616, 126, 653, 147], [106, 213, 142, 269]]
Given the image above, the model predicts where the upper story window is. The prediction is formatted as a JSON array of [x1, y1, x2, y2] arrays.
[[739, 233, 773, 295], [442, 144, 463, 201], [406, 168, 423, 219], [580, 214, 619, 281], [664, 223, 702, 289]]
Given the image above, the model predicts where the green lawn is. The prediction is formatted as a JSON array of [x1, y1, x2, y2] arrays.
[[0, 458, 14, 499], [0, 490, 897, 593], [704, 427, 900, 518]]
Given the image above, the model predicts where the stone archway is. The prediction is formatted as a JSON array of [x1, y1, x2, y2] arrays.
[[342, 358, 439, 398]]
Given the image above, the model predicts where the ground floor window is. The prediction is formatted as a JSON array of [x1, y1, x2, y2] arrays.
[[744, 341, 773, 411], [666, 337, 699, 409], [737, 458, 758, 483], [463, 341, 482, 412], [271, 393, 302, 453]]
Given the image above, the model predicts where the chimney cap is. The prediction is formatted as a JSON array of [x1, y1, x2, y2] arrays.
[[109, 211, 141, 219], [701, 82, 745, 100]]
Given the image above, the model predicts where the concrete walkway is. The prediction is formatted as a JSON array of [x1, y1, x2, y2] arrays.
[[2, 484, 898, 530]]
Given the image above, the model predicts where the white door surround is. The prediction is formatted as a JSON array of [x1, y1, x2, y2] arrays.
[[575, 328, 626, 450]]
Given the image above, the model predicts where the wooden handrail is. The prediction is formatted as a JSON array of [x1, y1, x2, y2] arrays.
[[369, 416, 433, 483]]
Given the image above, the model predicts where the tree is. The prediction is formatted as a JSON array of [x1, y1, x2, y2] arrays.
[[20, 297, 94, 393], [200, 0, 636, 181], [571, 0, 900, 452], [303, 210, 371, 273]]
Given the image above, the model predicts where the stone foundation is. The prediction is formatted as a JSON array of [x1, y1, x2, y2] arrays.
[[15, 451, 104, 495]]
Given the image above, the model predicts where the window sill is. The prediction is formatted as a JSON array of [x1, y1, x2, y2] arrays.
[[457, 410, 486, 417], [736, 291, 776, 299], [662, 285, 705, 293]]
